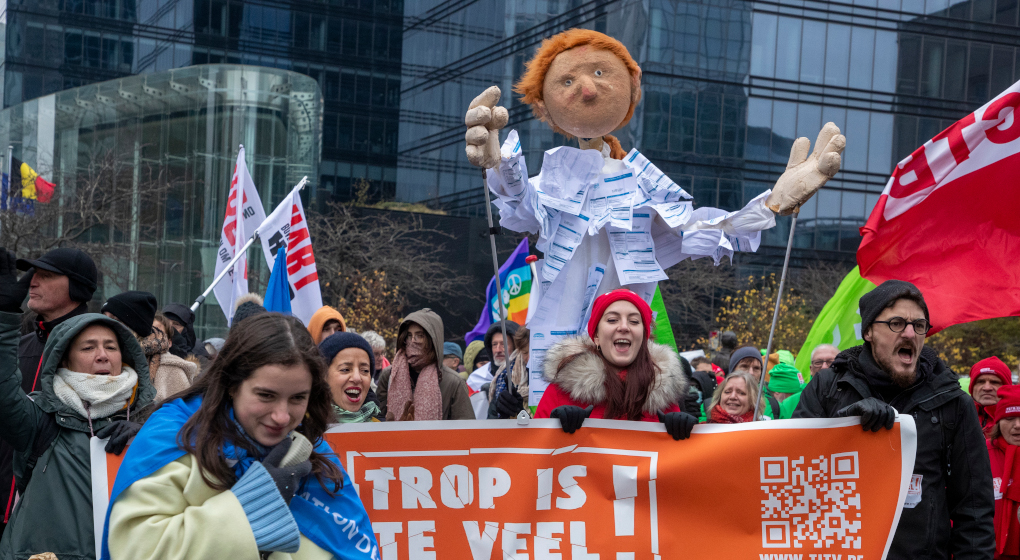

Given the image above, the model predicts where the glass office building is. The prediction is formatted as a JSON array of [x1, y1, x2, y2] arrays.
[[397, 0, 1019, 269], [2, 0, 401, 202], [0, 64, 320, 335]]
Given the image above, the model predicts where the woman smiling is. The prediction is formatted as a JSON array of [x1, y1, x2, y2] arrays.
[[534, 290, 696, 440], [320, 332, 381, 423], [706, 371, 764, 424]]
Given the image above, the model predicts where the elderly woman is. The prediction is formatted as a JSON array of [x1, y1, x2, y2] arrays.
[[706, 371, 764, 424], [321, 332, 382, 423], [988, 385, 1020, 559], [0, 249, 155, 560], [534, 290, 696, 440]]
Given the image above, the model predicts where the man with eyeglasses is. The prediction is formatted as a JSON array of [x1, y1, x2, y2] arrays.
[[794, 280, 993, 560], [809, 344, 839, 377]]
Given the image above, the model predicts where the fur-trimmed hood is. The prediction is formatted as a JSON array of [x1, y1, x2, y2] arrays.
[[543, 337, 688, 413]]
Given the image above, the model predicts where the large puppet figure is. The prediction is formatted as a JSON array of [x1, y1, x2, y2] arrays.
[[464, 29, 845, 405]]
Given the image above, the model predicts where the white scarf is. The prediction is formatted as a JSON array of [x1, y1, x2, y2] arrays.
[[52, 366, 139, 420]]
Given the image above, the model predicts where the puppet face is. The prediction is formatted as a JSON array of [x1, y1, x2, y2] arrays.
[[538, 46, 636, 139]]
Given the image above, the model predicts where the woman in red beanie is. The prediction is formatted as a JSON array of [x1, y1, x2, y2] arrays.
[[533, 289, 697, 440], [988, 385, 1020, 559]]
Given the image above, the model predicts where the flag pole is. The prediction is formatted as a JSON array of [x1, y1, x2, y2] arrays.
[[190, 176, 308, 313], [753, 212, 798, 420], [482, 168, 511, 363]]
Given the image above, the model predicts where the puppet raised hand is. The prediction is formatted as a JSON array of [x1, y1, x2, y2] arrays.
[[465, 86, 510, 169], [765, 122, 846, 216]]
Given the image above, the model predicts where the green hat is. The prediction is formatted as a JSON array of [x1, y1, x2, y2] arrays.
[[768, 363, 805, 394], [777, 349, 796, 366]]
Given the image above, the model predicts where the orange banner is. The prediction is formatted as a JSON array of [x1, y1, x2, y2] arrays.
[[324, 417, 916, 560], [93, 417, 916, 560]]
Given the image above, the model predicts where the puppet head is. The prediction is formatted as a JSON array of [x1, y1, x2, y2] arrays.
[[514, 29, 642, 156]]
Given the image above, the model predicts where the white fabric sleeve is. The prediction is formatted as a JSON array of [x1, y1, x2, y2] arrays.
[[485, 129, 540, 234]]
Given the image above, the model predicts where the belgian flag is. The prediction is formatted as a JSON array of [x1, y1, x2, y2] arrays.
[[11, 156, 54, 203]]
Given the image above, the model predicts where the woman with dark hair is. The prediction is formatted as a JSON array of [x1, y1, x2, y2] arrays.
[[534, 290, 697, 439], [377, 309, 473, 421], [103, 313, 377, 560]]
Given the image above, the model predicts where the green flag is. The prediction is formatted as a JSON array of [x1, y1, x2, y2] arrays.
[[795, 266, 876, 377], [651, 285, 678, 352]]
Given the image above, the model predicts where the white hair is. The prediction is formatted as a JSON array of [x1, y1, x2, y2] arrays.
[[361, 330, 386, 351], [811, 344, 840, 360]]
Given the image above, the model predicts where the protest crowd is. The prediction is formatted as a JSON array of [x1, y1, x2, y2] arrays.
[[0, 242, 1012, 560], [0, 25, 1019, 560]]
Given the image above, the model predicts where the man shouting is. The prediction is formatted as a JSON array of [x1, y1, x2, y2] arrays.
[[794, 280, 993, 560]]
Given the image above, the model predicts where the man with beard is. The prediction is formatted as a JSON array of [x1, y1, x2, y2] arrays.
[[794, 280, 993, 560], [466, 321, 520, 419]]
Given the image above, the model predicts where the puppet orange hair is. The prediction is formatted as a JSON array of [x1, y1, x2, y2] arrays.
[[514, 29, 642, 158]]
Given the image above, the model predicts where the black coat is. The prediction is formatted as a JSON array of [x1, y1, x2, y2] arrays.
[[1, 303, 87, 528], [793, 344, 994, 560]]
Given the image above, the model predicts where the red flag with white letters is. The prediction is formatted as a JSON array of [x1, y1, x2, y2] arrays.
[[858, 79, 1020, 333]]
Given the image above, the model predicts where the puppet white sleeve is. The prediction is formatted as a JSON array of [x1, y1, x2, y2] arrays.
[[484, 129, 540, 234], [625, 147, 777, 263], [670, 191, 778, 263]]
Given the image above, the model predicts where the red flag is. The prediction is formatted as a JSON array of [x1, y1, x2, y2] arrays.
[[34, 176, 54, 203], [858, 80, 1020, 333]]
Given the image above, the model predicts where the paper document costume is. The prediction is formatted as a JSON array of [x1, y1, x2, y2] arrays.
[[464, 29, 845, 404]]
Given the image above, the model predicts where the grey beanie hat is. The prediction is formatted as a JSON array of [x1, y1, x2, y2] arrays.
[[727, 346, 763, 375]]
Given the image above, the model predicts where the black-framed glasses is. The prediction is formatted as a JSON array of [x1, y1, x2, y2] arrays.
[[872, 317, 931, 335]]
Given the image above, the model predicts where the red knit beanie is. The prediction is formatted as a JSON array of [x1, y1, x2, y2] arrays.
[[587, 289, 653, 340], [994, 385, 1020, 424], [969, 356, 1013, 394]]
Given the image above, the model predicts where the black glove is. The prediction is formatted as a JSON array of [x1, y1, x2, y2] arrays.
[[550, 405, 594, 434], [495, 388, 525, 419], [96, 420, 141, 455], [682, 389, 702, 418], [262, 437, 313, 504], [658, 411, 698, 440], [0, 249, 30, 313], [838, 397, 896, 432]]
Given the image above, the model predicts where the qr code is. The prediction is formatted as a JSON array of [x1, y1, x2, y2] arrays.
[[759, 453, 862, 549]]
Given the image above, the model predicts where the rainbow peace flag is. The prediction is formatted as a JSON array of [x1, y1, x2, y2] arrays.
[[465, 238, 531, 343]]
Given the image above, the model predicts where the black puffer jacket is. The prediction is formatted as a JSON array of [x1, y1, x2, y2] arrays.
[[793, 344, 993, 560]]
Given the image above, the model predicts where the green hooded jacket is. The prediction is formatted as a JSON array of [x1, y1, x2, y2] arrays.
[[0, 311, 156, 560]]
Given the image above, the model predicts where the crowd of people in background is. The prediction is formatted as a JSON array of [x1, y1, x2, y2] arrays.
[[0, 244, 1015, 559]]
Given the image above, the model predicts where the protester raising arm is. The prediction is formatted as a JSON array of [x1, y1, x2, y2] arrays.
[[0, 248, 156, 560], [0, 248, 37, 452]]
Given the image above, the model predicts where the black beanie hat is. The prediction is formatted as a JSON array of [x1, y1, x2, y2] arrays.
[[101, 291, 157, 337], [320, 332, 375, 374], [859, 280, 929, 335], [232, 301, 267, 327]]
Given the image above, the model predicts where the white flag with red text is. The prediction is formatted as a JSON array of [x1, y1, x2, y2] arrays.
[[859, 79, 1020, 331], [214, 146, 267, 324], [258, 183, 322, 324]]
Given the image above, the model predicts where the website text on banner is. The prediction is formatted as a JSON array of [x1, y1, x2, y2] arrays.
[[323, 417, 916, 560]]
